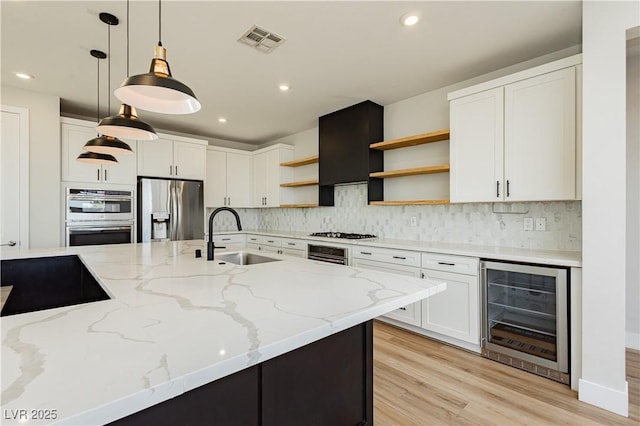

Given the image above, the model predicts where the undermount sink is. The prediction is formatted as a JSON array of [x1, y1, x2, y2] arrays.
[[215, 251, 281, 265]]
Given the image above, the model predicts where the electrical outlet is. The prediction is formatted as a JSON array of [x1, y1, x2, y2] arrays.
[[535, 217, 546, 231], [523, 217, 534, 231], [410, 216, 417, 227]]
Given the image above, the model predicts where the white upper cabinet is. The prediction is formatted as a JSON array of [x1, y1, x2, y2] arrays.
[[61, 118, 136, 185], [503, 68, 576, 201], [253, 145, 293, 207], [137, 136, 207, 180], [206, 147, 253, 208], [449, 56, 580, 203], [449, 88, 504, 203]]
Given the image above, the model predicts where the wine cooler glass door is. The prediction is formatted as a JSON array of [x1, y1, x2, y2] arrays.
[[483, 261, 568, 373]]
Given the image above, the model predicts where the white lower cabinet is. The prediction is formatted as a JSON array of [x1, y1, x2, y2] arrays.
[[420, 253, 480, 348], [352, 247, 422, 327], [247, 235, 305, 258]]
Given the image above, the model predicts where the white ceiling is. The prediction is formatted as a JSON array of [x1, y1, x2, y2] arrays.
[[1, 1, 582, 145]]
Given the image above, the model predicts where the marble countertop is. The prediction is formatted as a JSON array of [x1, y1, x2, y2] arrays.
[[1, 240, 444, 425], [215, 230, 582, 267]]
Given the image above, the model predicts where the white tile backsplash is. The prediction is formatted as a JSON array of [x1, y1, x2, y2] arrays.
[[209, 184, 581, 251]]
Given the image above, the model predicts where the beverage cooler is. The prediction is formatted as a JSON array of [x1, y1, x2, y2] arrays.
[[481, 260, 569, 384]]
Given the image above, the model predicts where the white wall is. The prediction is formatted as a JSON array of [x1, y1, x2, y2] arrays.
[[1, 86, 61, 248], [626, 39, 640, 349], [580, 0, 639, 417]]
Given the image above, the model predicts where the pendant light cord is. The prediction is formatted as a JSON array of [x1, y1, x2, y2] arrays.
[[96, 57, 100, 125], [107, 23, 111, 115], [158, 0, 162, 46], [126, 0, 129, 77]]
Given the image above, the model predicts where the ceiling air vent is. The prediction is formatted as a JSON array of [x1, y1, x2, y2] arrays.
[[238, 25, 285, 53]]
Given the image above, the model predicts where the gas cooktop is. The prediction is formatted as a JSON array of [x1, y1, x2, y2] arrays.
[[309, 232, 377, 240]]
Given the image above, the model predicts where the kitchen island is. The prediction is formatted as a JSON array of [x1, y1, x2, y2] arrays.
[[1, 240, 445, 425]]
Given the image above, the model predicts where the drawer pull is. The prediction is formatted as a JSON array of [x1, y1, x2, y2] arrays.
[[287, 242, 296, 246], [267, 240, 275, 243], [222, 238, 231, 241], [438, 262, 456, 266], [360, 252, 372, 255], [399, 307, 407, 311], [392, 256, 406, 260]]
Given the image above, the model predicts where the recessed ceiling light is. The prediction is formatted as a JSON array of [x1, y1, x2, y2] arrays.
[[279, 84, 290, 92], [218, 117, 227, 123], [15, 72, 34, 80], [400, 13, 420, 27]]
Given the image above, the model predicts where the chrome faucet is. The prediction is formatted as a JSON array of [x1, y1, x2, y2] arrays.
[[207, 207, 242, 260]]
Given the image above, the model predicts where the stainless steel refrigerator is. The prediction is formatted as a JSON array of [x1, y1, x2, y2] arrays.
[[138, 178, 204, 242]]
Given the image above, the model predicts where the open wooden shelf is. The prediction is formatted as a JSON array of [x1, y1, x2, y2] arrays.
[[370, 130, 450, 151], [280, 155, 319, 167], [369, 199, 450, 206], [369, 165, 450, 179], [280, 179, 319, 188], [279, 203, 319, 208]]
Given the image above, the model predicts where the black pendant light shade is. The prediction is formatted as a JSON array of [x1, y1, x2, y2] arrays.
[[115, 44, 201, 114], [77, 151, 119, 165], [96, 104, 158, 140], [83, 134, 134, 155]]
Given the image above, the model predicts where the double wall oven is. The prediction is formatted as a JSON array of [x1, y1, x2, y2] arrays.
[[65, 188, 134, 247]]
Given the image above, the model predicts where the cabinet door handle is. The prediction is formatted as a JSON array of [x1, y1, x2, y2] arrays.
[[97, 169, 100, 181], [228, 197, 230, 205], [169, 165, 173, 175], [104, 169, 108, 181], [506, 179, 510, 197], [496, 180, 500, 198], [360, 252, 372, 255], [393, 256, 406, 260], [175, 165, 178, 176], [438, 261, 456, 266], [421, 272, 425, 279]]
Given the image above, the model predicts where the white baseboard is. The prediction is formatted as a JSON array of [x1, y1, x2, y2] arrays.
[[626, 331, 640, 350], [578, 378, 629, 417]]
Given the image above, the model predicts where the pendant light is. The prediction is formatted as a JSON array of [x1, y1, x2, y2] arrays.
[[83, 13, 133, 157], [77, 50, 119, 165], [114, 0, 201, 114], [96, 4, 158, 140]]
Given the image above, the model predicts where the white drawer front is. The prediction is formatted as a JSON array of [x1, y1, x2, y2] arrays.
[[213, 234, 245, 245], [421, 252, 479, 276], [246, 234, 263, 244], [352, 246, 421, 268], [384, 302, 422, 327], [262, 236, 283, 247], [281, 247, 305, 258], [280, 238, 305, 250]]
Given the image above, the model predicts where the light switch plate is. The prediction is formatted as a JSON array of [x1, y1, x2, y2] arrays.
[[524, 217, 534, 231], [535, 217, 546, 231]]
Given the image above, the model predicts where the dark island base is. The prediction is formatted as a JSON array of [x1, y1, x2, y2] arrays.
[[111, 320, 373, 426]]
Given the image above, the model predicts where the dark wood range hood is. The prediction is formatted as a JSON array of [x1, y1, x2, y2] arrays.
[[318, 100, 384, 206]]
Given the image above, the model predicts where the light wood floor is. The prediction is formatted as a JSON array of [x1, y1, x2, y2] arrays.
[[373, 321, 640, 425]]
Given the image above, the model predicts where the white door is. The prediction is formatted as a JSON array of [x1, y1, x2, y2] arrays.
[[1, 106, 29, 249], [137, 138, 174, 178], [61, 123, 102, 183], [174, 141, 206, 180], [253, 152, 267, 207], [264, 149, 281, 207], [504, 67, 576, 201], [421, 269, 480, 344], [449, 87, 504, 203], [226, 152, 253, 207], [206, 149, 227, 207]]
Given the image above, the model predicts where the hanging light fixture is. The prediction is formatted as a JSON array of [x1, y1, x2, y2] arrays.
[[114, 0, 201, 115], [83, 13, 133, 157], [76, 49, 119, 165], [96, 4, 158, 140]]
